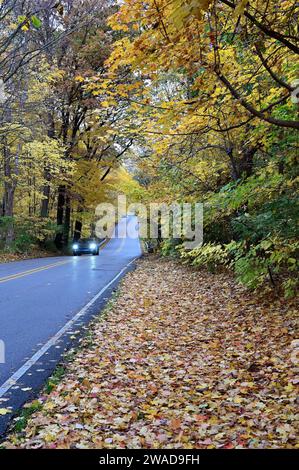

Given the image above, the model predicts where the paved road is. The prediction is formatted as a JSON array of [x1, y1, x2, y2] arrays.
[[0, 216, 141, 434]]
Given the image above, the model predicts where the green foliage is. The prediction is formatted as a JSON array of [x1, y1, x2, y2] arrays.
[[283, 279, 298, 300], [174, 165, 298, 296], [0, 216, 13, 240], [227, 237, 299, 296], [178, 235, 298, 297], [18, 14, 43, 30], [160, 238, 182, 257], [30, 15, 42, 29], [186, 163, 299, 296], [45, 366, 66, 394], [235, 256, 268, 289], [231, 196, 299, 243], [180, 243, 229, 273], [0, 216, 58, 253], [13, 401, 43, 433]]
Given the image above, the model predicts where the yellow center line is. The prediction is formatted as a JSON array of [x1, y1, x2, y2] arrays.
[[0, 260, 72, 284], [0, 237, 111, 284]]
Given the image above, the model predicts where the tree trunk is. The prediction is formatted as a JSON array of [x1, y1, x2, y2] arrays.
[[63, 194, 71, 246], [41, 170, 51, 218], [226, 147, 239, 180], [238, 146, 260, 177], [41, 112, 56, 218], [2, 147, 15, 215], [2, 146, 16, 247], [55, 185, 66, 249], [74, 205, 84, 241], [73, 219, 82, 241]]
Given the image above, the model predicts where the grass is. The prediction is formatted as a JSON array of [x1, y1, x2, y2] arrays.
[[44, 365, 66, 394], [12, 401, 43, 434]]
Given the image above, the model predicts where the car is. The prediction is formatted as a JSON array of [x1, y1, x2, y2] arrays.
[[72, 238, 101, 256]]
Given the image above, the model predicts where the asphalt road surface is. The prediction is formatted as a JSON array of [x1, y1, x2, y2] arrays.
[[0, 216, 141, 435]]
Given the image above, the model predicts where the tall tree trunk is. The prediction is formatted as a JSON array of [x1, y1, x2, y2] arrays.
[[41, 175, 51, 218], [55, 185, 66, 249], [2, 145, 16, 247], [74, 204, 84, 241], [3, 181, 15, 218], [41, 112, 55, 218], [54, 104, 71, 248], [73, 219, 82, 241], [63, 193, 71, 246], [238, 145, 260, 177], [226, 147, 239, 180]]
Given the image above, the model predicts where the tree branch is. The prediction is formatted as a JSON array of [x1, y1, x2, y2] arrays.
[[215, 71, 298, 129], [220, 0, 299, 54], [254, 45, 293, 91]]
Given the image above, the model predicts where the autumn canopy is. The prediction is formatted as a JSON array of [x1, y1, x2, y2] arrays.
[[0, 0, 298, 294]]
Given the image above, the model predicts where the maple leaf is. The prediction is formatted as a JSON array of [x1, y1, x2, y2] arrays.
[[3, 258, 298, 449]]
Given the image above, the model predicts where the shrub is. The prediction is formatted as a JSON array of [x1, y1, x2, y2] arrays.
[[180, 243, 229, 273], [227, 237, 299, 297], [160, 238, 182, 257], [0, 216, 58, 253]]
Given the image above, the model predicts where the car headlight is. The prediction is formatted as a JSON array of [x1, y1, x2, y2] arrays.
[[89, 243, 97, 250], [73, 244, 79, 250]]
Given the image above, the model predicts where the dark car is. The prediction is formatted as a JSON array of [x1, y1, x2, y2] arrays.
[[72, 238, 101, 256]]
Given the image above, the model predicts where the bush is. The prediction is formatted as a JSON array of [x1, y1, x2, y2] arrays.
[[0, 216, 58, 253], [0, 216, 13, 248], [176, 236, 298, 297], [227, 237, 299, 297], [160, 238, 182, 257], [180, 243, 229, 273]]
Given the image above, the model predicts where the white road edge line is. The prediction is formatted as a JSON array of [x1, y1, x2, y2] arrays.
[[0, 257, 138, 398]]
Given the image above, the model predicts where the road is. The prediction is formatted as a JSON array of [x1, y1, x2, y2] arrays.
[[0, 216, 141, 434]]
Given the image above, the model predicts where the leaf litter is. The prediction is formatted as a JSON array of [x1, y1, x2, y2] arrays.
[[3, 256, 298, 449]]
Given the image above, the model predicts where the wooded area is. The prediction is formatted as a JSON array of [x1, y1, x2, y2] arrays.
[[0, 0, 137, 253], [0, 0, 298, 295]]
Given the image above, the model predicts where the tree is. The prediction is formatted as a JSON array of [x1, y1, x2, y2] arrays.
[[96, 0, 298, 295], [0, 1, 137, 249]]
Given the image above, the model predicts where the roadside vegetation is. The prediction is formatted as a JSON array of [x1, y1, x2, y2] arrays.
[[98, 0, 299, 298]]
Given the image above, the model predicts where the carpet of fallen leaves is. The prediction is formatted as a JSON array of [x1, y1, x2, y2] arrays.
[[4, 256, 299, 449]]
